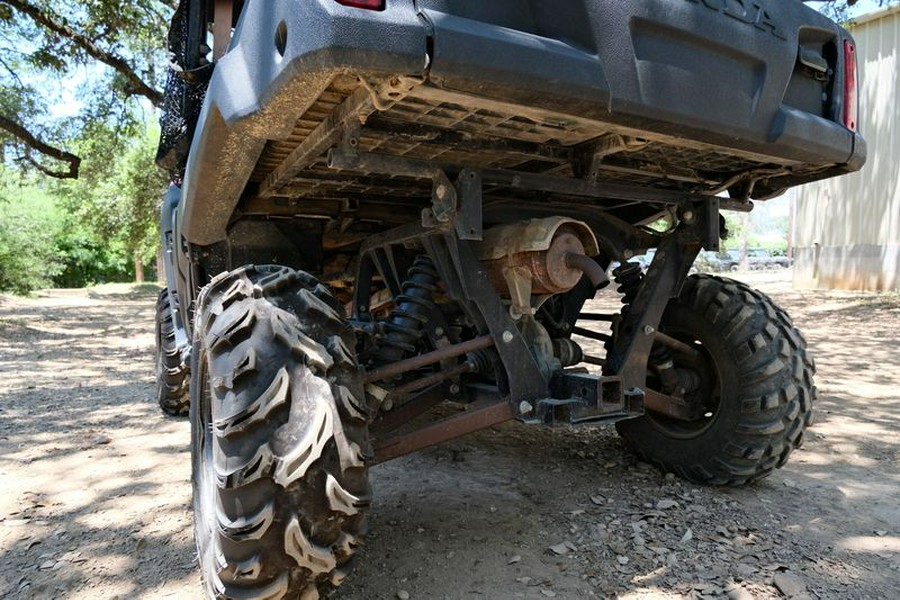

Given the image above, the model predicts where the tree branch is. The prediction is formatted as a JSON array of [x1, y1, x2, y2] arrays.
[[3, 0, 164, 106], [0, 114, 81, 178]]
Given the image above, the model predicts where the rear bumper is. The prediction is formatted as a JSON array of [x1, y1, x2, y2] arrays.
[[420, 0, 863, 167]]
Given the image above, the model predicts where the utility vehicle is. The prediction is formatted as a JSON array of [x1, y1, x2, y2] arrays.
[[153, 1, 864, 597]]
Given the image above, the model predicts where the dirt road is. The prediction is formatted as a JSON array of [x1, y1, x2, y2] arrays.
[[1, 273, 898, 599]]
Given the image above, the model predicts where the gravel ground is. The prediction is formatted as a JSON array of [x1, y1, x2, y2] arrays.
[[1, 271, 898, 599]]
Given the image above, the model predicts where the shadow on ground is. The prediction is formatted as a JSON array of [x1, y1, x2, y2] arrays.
[[2, 275, 899, 599]]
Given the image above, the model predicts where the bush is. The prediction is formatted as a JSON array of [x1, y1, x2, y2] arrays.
[[0, 181, 64, 294]]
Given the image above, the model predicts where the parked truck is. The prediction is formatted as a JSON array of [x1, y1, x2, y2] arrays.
[[153, 1, 865, 598]]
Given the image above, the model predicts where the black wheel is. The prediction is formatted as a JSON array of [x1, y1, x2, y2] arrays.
[[190, 265, 371, 599], [614, 274, 815, 485], [155, 289, 189, 416]]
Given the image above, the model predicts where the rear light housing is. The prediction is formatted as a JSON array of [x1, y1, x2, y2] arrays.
[[842, 39, 858, 132], [334, 0, 385, 9]]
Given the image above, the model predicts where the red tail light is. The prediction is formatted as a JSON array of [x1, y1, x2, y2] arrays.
[[335, 0, 385, 9], [843, 39, 858, 132]]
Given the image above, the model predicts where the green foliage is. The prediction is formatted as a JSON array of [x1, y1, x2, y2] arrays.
[[59, 123, 165, 271], [0, 120, 165, 294], [1, 0, 171, 174], [52, 221, 130, 288], [0, 172, 63, 293]]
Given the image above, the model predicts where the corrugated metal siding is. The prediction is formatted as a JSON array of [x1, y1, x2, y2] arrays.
[[794, 8, 900, 291]]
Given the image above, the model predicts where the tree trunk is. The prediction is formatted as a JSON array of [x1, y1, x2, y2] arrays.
[[156, 250, 165, 285], [134, 252, 145, 284]]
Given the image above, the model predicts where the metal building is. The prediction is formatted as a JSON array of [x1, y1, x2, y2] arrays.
[[794, 6, 900, 291]]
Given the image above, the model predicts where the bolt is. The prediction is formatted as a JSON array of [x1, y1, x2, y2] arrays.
[[434, 327, 444, 337], [519, 401, 534, 415], [643, 325, 655, 335], [682, 210, 695, 223], [449, 384, 461, 395], [502, 330, 514, 344], [623, 249, 634, 259], [435, 184, 449, 199]]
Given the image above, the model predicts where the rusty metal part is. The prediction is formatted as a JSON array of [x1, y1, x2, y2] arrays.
[[533, 231, 588, 294], [564, 252, 609, 289], [571, 326, 611, 342], [386, 361, 476, 401], [642, 389, 697, 421], [483, 217, 598, 260], [582, 355, 607, 367], [364, 335, 494, 383], [481, 219, 600, 297], [371, 386, 446, 436], [212, 0, 233, 60], [373, 400, 516, 464], [577, 313, 616, 322], [654, 331, 701, 358]]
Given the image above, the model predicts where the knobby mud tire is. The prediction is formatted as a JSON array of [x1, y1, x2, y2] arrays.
[[155, 289, 190, 416], [615, 274, 815, 485], [190, 265, 371, 599]]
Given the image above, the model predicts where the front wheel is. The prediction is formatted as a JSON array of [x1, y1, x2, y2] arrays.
[[615, 275, 815, 485], [190, 265, 371, 599]]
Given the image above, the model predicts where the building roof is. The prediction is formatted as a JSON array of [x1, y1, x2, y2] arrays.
[[851, 3, 900, 28]]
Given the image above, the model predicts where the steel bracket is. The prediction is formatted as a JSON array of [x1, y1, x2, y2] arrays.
[[541, 372, 641, 425]]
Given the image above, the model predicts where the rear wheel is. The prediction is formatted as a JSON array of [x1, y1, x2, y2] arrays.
[[190, 265, 371, 599], [155, 289, 189, 416], [614, 274, 815, 485]]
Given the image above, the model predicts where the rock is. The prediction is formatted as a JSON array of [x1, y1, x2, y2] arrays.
[[726, 586, 755, 600], [875, 530, 887, 537], [681, 528, 693, 543], [396, 590, 410, 600], [508, 555, 522, 565], [540, 590, 556, 597], [734, 562, 757, 579], [608, 542, 627, 554], [38, 560, 56, 570], [93, 434, 111, 445], [5, 518, 30, 527], [590, 495, 605, 506], [616, 555, 629, 565], [549, 543, 570, 556], [515, 577, 533, 585], [773, 572, 806, 598], [657, 499, 679, 510]]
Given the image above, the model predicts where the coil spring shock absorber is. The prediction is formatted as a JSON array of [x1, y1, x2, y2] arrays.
[[376, 256, 439, 365], [649, 343, 680, 394], [612, 261, 643, 307], [603, 261, 645, 375]]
